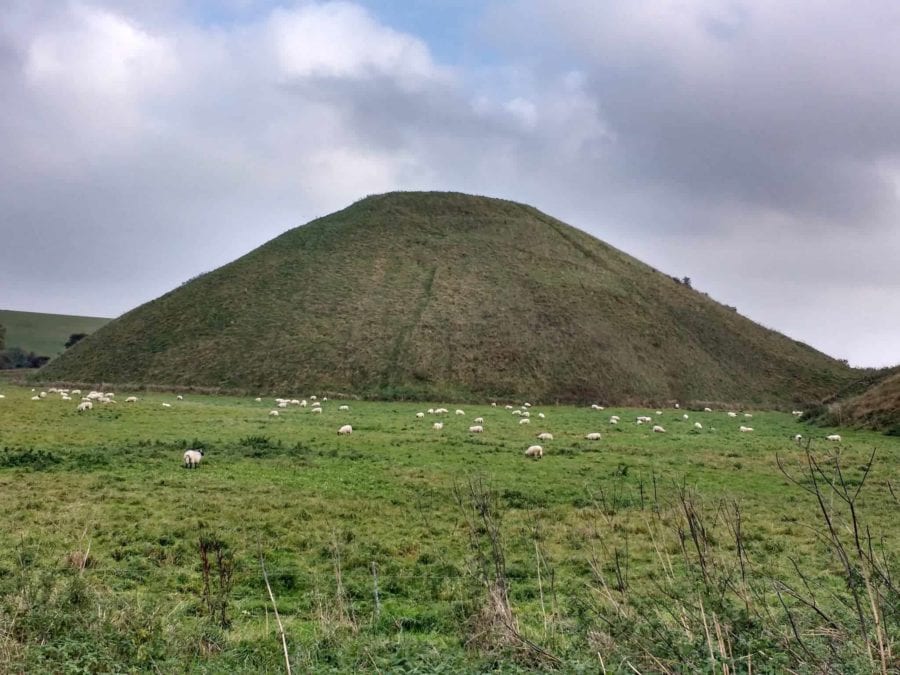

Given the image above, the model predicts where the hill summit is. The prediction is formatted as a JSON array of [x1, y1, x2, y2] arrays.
[[39, 192, 853, 403]]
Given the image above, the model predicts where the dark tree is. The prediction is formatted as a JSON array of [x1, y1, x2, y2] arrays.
[[0, 323, 5, 351], [682, 276, 692, 288], [65, 332, 89, 348]]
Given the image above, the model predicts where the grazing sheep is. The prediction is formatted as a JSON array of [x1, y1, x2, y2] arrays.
[[338, 424, 353, 435], [339, 405, 350, 411], [739, 426, 754, 433], [31, 396, 40, 401], [311, 396, 317, 400], [76, 401, 93, 412], [794, 434, 803, 444], [522, 411, 530, 418], [435, 408, 449, 414], [312, 408, 322, 414], [703, 407, 712, 412], [61, 395, 71, 401], [744, 413, 753, 418], [519, 418, 530, 425], [0, 394, 5, 399], [474, 417, 484, 424], [727, 412, 738, 418], [71, 389, 81, 395], [694, 422, 703, 429], [278, 401, 288, 408], [39, 391, 47, 398], [162, 403, 172, 408], [312, 401, 321, 407], [183, 449, 204, 468], [524, 402, 531, 408], [636, 419, 644, 425], [416, 412, 425, 418], [269, 410, 280, 417], [177, 395, 184, 401], [433, 422, 444, 430], [585, 432, 602, 441], [610, 418, 619, 425], [300, 400, 308, 407], [827, 434, 842, 442], [427, 408, 435, 414], [254, 397, 262, 402], [525, 445, 543, 459], [505, 405, 514, 410], [125, 396, 138, 403], [512, 410, 522, 416], [537, 413, 545, 419], [469, 425, 484, 433], [491, 402, 497, 407], [537, 432, 553, 441], [682, 414, 689, 420], [792, 410, 803, 417], [675, 403, 680, 409], [455, 409, 465, 416], [652, 425, 666, 433]]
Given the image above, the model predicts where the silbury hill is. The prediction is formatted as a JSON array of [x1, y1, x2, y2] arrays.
[[38, 192, 855, 404]]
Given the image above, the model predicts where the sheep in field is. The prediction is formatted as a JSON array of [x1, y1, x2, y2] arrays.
[[794, 434, 803, 444], [585, 433, 602, 441], [269, 410, 280, 417], [538, 413, 545, 419], [278, 401, 288, 408], [519, 418, 530, 425], [177, 395, 184, 400], [537, 432, 553, 441], [474, 417, 484, 424], [433, 422, 444, 430], [652, 425, 666, 433], [704, 407, 713, 412], [512, 410, 522, 416], [338, 425, 353, 435], [694, 422, 703, 429], [76, 401, 93, 412], [254, 397, 262, 402], [312, 407, 322, 414], [125, 396, 138, 403], [416, 412, 425, 418], [469, 425, 484, 433], [744, 413, 753, 418], [183, 449, 204, 468], [162, 403, 172, 408], [339, 405, 350, 411], [455, 409, 465, 416], [739, 426, 754, 433], [525, 445, 543, 459], [827, 434, 842, 442], [727, 412, 738, 418]]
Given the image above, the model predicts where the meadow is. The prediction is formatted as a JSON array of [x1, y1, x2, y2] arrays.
[[0, 385, 897, 673]]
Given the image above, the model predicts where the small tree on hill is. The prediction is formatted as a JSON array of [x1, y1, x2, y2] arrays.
[[65, 332, 88, 348]]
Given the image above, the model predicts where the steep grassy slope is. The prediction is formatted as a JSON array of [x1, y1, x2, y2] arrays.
[[0, 309, 111, 358], [39, 192, 854, 403], [817, 367, 900, 432]]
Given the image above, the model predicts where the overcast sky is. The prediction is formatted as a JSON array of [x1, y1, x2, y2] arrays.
[[1, 1, 898, 367]]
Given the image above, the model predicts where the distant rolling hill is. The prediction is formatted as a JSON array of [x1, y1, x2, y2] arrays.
[[38, 191, 856, 403], [0, 309, 111, 359], [810, 366, 900, 433]]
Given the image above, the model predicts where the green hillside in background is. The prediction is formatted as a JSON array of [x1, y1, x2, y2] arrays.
[[0, 309, 111, 359], [38, 192, 856, 404]]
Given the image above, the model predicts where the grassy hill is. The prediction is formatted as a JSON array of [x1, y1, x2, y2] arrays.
[[809, 366, 900, 433], [38, 191, 855, 404], [0, 309, 111, 358]]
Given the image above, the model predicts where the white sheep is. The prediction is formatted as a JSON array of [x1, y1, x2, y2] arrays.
[[455, 409, 465, 416], [469, 425, 484, 433], [254, 397, 262, 402], [162, 403, 172, 408], [703, 407, 712, 412], [744, 413, 753, 418], [739, 426, 754, 433], [792, 410, 803, 417], [474, 417, 484, 424], [727, 412, 738, 418], [177, 395, 184, 401], [682, 414, 689, 420], [609, 418, 619, 425], [278, 401, 288, 408], [491, 402, 497, 407], [522, 411, 530, 418], [416, 412, 425, 418], [652, 425, 666, 433], [76, 401, 93, 412], [300, 400, 308, 407], [675, 403, 680, 409], [339, 405, 350, 411], [794, 434, 803, 443], [433, 422, 444, 430], [519, 418, 530, 425], [537, 432, 553, 441], [125, 396, 138, 403], [427, 408, 435, 414], [826, 434, 842, 442], [183, 449, 204, 468], [435, 408, 449, 414], [512, 409, 522, 416], [585, 432, 602, 441], [312, 407, 322, 414], [537, 413, 545, 419], [338, 425, 353, 435], [71, 389, 81, 395], [694, 422, 703, 429], [39, 391, 47, 398], [523, 402, 531, 408], [525, 445, 543, 459], [312, 401, 321, 407], [31, 396, 41, 401], [269, 410, 280, 417], [505, 405, 514, 410], [0, 394, 5, 399], [311, 395, 317, 400]]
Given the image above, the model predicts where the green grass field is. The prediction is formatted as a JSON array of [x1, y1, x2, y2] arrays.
[[0, 309, 111, 358], [0, 385, 896, 672]]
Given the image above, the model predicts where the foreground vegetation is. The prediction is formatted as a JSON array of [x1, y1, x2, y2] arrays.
[[0, 385, 897, 672]]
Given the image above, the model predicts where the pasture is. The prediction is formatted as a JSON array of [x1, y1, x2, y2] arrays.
[[0, 385, 897, 672]]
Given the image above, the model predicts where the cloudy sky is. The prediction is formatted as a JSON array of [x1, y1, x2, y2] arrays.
[[1, 1, 898, 367]]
